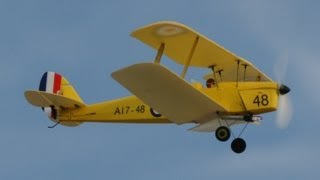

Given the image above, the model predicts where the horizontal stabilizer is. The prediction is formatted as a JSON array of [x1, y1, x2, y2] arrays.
[[112, 63, 227, 124], [24, 90, 86, 109]]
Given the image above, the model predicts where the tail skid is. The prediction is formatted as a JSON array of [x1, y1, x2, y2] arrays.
[[48, 121, 60, 128]]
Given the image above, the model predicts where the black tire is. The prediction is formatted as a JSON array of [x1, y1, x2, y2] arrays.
[[231, 138, 246, 154], [215, 126, 231, 142]]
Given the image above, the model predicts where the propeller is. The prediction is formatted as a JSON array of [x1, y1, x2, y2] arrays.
[[276, 93, 292, 129], [273, 50, 293, 129]]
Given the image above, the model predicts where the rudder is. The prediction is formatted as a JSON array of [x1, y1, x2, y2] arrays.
[[39, 72, 83, 103]]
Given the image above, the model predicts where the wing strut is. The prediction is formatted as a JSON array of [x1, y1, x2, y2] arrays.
[[154, 43, 165, 64], [217, 69, 223, 82], [242, 64, 248, 82], [209, 65, 219, 88], [181, 36, 199, 78], [236, 60, 240, 87]]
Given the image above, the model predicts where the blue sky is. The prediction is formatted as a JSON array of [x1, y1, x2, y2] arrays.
[[0, 0, 319, 179]]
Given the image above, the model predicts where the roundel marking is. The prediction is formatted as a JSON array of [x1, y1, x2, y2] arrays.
[[156, 25, 185, 37], [150, 108, 162, 117]]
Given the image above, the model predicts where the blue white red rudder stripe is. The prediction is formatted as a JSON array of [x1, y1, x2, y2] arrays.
[[39, 72, 62, 120], [39, 72, 62, 94]]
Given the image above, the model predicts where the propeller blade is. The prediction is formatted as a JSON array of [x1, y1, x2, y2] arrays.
[[273, 50, 292, 128], [276, 95, 293, 129]]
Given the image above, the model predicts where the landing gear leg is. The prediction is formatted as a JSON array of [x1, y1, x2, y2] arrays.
[[229, 122, 249, 154], [215, 114, 252, 154]]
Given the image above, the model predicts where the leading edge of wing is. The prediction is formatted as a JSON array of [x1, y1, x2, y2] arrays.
[[111, 63, 227, 124]]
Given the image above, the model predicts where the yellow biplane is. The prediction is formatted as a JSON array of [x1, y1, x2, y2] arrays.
[[24, 21, 290, 153]]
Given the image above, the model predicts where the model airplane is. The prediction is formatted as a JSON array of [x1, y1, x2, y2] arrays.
[[24, 21, 291, 154]]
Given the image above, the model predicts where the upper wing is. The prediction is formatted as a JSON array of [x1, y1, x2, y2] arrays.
[[111, 63, 228, 124], [131, 21, 273, 82], [25, 90, 86, 109]]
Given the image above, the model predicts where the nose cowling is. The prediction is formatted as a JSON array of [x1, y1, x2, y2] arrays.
[[279, 84, 290, 95]]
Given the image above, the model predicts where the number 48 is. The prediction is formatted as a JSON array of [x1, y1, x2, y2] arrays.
[[253, 94, 269, 106]]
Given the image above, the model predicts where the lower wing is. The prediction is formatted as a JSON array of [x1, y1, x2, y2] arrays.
[[112, 63, 227, 124]]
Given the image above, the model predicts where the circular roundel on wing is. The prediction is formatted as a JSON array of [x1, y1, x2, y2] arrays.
[[150, 108, 162, 117], [156, 25, 185, 37]]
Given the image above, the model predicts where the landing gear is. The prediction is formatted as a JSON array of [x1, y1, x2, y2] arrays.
[[215, 126, 230, 142], [214, 115, 253, 154], [231, 138, 246, 154], [215, 127, 247, 154]]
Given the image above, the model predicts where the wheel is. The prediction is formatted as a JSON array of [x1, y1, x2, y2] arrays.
[[215, 126, 231, 142], [231, 138, 246, 154]]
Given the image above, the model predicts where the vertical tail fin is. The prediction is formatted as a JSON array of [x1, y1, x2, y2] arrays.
[[38, 72, 83, 126], [39, 72, 83, 103]]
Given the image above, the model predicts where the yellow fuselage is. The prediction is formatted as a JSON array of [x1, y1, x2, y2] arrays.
[[57, 81, 279, 125]]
